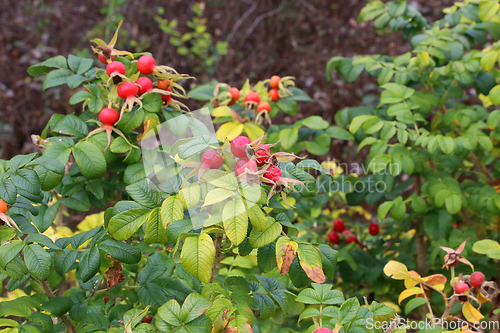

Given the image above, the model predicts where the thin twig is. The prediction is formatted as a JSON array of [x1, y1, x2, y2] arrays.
[[296, 0, 319, 14], [420, 282, 435, 319], [241, 0, 287, 44], [227, 0, 257, 43], [40, 281, 76, 333]]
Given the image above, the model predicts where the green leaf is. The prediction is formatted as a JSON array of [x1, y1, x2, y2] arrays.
[[479, 1, 499, 22], [78, 246, 101, 283], [12, 169, 41, 196], [158, 299, 183, 326], [72, 141, 107, 179], [67, 74, 88, 89], [202, 188, 235, 207], [257, 243, 276, 273], [276, 99, 299, 115], [27, 55, 67, 78], [339, 297, 360, 325], [318, 244, 338, 281], [445, 193, 462, 214], [358, 0, 385, 22], [68, 55, 93, 75], [249, 218, 282, 248], [41, 297, 73, 317], [188, 82, 217, 101], [24, 244, 51, 280], [438, 136, 455, 154], [404, 298, 428, 315], [339, 58, 364, 83], [0, 179, 17, 205], [180, 234, 215, 284], [178, 183, 201, 209], [296, 283, 344, 305], [305, 133, 331, 155], [126, 179, 161, 208], [43, 69, 73, 91], [297, 243, 326, 284], [288, 87, 314, 102], [349, 115, 372, 133], [161, 196, 184, 229], [60, 192, 91, 212], [326, 126, 355, 141], [279, 127, 299, 150], [181, 293, 212, 323], [0, 241, 25, 268], [424, 210, 452, 240], [69, 91, 92, 105], [142, 93, 163, 113], [300, 116, 329, 130], [98, 237, 142, 264], [489, 84, 500, 104], [472, 240, 500, 254], [144, 208, 168, 244], [24, 234, 60, 250], [223, 199, 248, 246], [108, 208, 150, 240], [33, 158, 64, 191], [247, 204, 267, 232]]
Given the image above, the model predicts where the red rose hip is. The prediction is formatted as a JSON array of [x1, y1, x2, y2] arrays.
[[255, 144, 270, 166], [369, 222, 379, 236], [117, 82, 138, 99], [244, 92, 260, 104], [235, 158, 257, 176], [106, 61, 126, 76], [137, 55, 156, 75], [263, 165, 281, 185], [257, 102, 271, 113], [202, 149, 223, 169], [269, 88, 279, 102], [99, 108, 120, 126], [0, 199, 7, 214], [136, 77, 153, 96], [346, 235, 359, 245], [98, 54, 115, 64], [230, 136, 251, 158], [469, 272, 485, 288], [333, 218, 345, 232], [328, 231, 339, 244], [454, 282, 469, 294], [313, 329, 333, 333], [270, 75, 281, 89], [228, 87, 240, 101]]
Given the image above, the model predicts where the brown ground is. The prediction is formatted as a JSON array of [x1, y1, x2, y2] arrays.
[[0, 0, 452, 159]]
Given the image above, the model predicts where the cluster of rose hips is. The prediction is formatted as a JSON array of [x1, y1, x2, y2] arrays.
[[454, 271, 486, 295], [222, 75, 295, 126], [327, 218, 380, 246], [230, 136, 278, 184]]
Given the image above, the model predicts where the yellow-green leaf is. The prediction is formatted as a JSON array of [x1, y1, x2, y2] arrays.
[[297, 242, 326, 283], [216, 121, 244, 142], [161, 196, 184, 228], [202, 188, 235, 207], [384, 260, 410, 280], [180, 234, 215, 284], [223, 199, 248, 246], [212, 106, 233, 118], [462, 302, 484, 324], [398, 287, 424, 304], [178, 183, 201, 210], [248, 217, 282, 248], [243, 122, 265, 141]]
